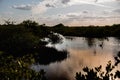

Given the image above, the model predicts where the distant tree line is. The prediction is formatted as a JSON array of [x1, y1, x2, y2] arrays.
[[49, 24, 120, 37], [1, 19, 120, 37]]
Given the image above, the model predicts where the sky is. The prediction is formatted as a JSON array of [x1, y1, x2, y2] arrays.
[[0, 0, 120, 26]]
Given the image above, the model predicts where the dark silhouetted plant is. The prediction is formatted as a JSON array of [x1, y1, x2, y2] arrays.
[[76, 52, 120, 80], [4, 19, 16, 25], [21, 20, 38, 27]]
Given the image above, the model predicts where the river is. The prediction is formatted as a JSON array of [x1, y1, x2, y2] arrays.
[[31, 37, 120, 80]]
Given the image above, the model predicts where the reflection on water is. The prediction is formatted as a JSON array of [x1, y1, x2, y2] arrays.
[[31, 37, 120, 80]]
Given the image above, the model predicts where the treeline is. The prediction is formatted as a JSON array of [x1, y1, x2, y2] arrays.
[[1, 20, 120, 37], [49, 24, 120, 37]]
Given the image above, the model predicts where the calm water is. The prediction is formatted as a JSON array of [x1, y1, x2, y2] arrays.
[[31, 37, 120, 80]]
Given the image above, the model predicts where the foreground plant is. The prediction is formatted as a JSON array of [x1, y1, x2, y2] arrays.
[[75, 52, 120, 80], [0, 55, 47, 80]]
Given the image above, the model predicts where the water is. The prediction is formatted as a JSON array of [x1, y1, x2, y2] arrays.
[[31, 37, 120, 80]]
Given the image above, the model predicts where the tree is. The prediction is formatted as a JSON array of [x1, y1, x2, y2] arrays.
[[4, 19, 16, 25], [21, 20, 38, 28]]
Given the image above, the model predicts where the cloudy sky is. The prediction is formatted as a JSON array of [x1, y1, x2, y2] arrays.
[[0, 0, 120, 26]]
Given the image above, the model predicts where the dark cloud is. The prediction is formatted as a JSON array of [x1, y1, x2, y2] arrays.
[[83, 11, 88, 13], [61, 0, 70, 4], [66, 14, 80, 20], [12, 4, 32, 10], [66, 11, 88, 19], [94, 0, 98, 3], [114, 9, 120, 13], [67, 14, 78, 18], [45, 3, 55, 7]]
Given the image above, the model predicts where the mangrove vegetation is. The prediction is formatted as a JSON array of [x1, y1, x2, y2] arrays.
[[0, 20, 120, 80]]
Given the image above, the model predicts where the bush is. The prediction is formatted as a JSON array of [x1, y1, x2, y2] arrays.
[[75, 52, 120, 80]]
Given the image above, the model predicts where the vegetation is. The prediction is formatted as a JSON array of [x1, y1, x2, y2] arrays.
[[0, 55, 47, 80], [0, 20, 68, 80], [75, 52, 120, 80], [49, 24, 120, 37], [0, 20, 120, 80], [1, 20, 120, 38]]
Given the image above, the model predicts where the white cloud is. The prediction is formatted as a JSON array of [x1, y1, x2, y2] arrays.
[[31, 0, 58, 14], [31, 0, 73, 14], [0, 15, 3, 24], [12, 4, 32, 10], [32, 5, 47, 14], [97, 0, 115, 2], [31, 0, 116, 14], [43, 9, 120, 26], [10, 0, 120, 26], [68, 0, 114, 9]]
